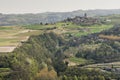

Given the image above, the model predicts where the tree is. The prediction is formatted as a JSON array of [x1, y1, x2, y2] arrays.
[[74, 75, 78, 80], [40, 22, 43, 25], [62, 75, 68, 80]]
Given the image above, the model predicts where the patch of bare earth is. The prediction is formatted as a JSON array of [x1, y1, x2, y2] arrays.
[[0, 46, 16, 52]]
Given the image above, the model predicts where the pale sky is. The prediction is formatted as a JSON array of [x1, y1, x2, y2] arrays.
[[0, 0, 120, 14]]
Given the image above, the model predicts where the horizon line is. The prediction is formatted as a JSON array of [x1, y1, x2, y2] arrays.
[[1, 8, 120, 15]]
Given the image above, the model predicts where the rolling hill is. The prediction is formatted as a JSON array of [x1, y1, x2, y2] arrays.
[[1, 9, 120, 26]]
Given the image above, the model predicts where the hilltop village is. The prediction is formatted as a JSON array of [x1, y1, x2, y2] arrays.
[[64, 13, 105, 26]]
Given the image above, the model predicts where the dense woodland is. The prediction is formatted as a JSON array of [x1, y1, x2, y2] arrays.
[[0, 32, 67, 80], [69, 24, 120, 63]]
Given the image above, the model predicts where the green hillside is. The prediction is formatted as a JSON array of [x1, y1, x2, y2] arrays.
[[0, 15, 120, 80]]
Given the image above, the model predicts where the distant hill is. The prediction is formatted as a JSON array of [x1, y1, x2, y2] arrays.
[[1, 9, 120, 26]]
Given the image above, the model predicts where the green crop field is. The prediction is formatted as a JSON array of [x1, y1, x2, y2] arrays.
[[74, 24, 113, 37], [23, 24, 55, 30], [69, 57, 92, 65]]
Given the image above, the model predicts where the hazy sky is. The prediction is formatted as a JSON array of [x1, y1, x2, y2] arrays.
[[0, 0, 120, 14]]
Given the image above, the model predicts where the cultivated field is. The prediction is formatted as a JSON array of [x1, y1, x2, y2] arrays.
[[0, 26, 42, 52]]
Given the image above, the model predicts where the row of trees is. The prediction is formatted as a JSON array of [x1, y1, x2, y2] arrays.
[[60, 67, 117, 80]]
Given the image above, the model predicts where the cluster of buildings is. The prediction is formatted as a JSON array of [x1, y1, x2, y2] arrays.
[[64, 13, 102, 26]]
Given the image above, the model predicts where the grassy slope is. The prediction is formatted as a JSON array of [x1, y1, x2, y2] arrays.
[[74, 24, 113, 37]]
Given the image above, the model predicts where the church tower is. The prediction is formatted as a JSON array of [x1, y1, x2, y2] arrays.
[[84, 13, 87, 18]]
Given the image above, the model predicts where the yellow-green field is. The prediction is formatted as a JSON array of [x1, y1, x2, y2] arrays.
[[0, 26, 42, 52]]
